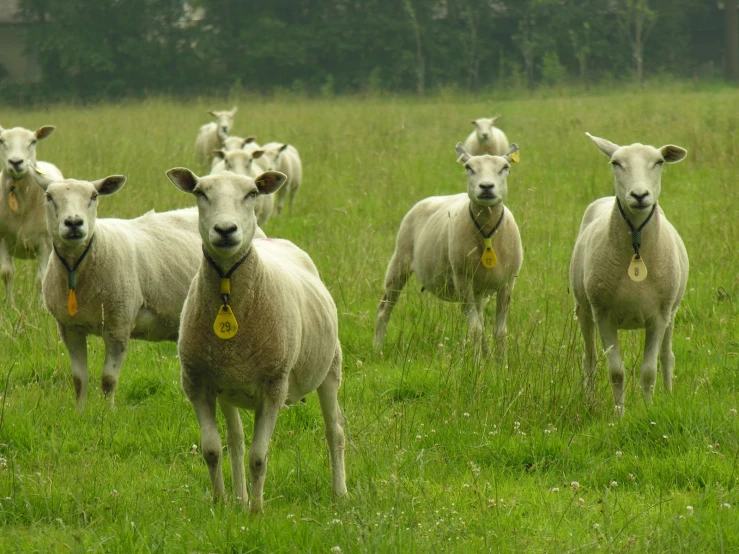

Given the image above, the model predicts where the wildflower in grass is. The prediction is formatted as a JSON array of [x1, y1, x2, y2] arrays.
[[110, 489, 118, 498], [578, 498, 585, 506], [463, 413, 470, 418], [720, 503, 731, 510], [415, 435, 422, 442], [189, 444, 198, 455], [650, 421, 656, 426], [331, 547, 342, 553], [686, 506, 694, 516], [730, 408, 737, 417], [551, 487, 560, 493], [571, 481, 581, 491], [0, 458, 7, 471], [488, 499, 496, 508], [610, 480, 618, 488], [628, 473, 635, 482], [615, 450, 623, 458]]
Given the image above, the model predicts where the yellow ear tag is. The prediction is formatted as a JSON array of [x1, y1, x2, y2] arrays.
[[35, 166, 45, 175], [628, 255, 647, 282], [481, 237, 498, 268], [8, 190, 19, 212], [214, 305, 238, 339], [509, 151, 520, 164], [68, 289, 78, 317]]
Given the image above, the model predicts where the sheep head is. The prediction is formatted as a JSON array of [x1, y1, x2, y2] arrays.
[[586, 132, 686, 218], [455, 142, 518, 208], [0, 125, 55, 180]]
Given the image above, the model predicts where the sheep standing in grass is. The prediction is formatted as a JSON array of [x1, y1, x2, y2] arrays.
[[253, 143, 303, 214], [195, 107, 238, 166], [0, 125, 62, 305], [463, 116, 509, 156], [210, 149, 274, 226], [210, 136, 259, 172], [34, 173, 201, 411], [569, 133, 689, 416], [165, 167, 347, 513], [374, 143, 523, 358]]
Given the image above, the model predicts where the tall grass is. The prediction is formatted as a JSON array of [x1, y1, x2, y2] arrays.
[[0, 88, 738, 552]]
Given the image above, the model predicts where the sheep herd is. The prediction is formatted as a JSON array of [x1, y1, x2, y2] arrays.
[[0, 108, 689, 513]]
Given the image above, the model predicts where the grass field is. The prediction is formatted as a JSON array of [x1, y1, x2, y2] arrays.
[[1, 88, 738, 553]]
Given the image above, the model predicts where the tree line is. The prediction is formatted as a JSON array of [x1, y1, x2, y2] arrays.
[[10, 0, 739, 102]]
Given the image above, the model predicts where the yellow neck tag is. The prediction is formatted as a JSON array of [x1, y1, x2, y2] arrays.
[[628, 255, 647, 282], [481, 237, 498, 268], [8, 190, 19, 212], [220, 278, 231, 295], [68, 288, 78, 317], [214, 304, 238, 339]]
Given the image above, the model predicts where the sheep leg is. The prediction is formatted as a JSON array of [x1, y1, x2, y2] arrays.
[[249, 396, 281, 514], [35, 238, 51, 294], [494, 283, 512, 362], [596, 319, 626, 416], [288, 183, 298, 211], [641, 319, 668, 404], [0, 238, 14, 307], [316, 345, 348, 499], [660, 313, 676, 393], [100, 331, 130, 409], [374, 254, 411, 350], [190, 390, 225, 502], [275, 186, 287, 215], [59, 324, 88, 413], [218, 399, 248, 508], [576, 303, 598, 406]]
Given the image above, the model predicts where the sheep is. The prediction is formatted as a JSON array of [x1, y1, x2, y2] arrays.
[[33, 172, 202, 412], [253, 143, 303, 215], [0, 124, 63, 306], [210, 136, 259, 172], [165, 166, 347, 513], [194, 106, 238, 166], [569, 133, 689, 416], [210, 149, 274, 227], [374, 143, 523, 359], [463, 116, 510, 156]]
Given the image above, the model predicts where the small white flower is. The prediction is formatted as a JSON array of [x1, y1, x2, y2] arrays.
[[730, 408, 737, 417], [578, 498, 585, 506], [721, 503, 731, 510], [110, 489, 119, 498], [615, 451, 623, 458], [571, 481, 581, 491], [463, 413, 470, 418], [331, 547, 342, 554], [686, 506, 694, 515], [551, 487, 560, 493], [415, 435, 422, 442], [610, 480, 618, 488]]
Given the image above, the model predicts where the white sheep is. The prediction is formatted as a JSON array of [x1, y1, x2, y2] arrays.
[[34, 173, 202, 412], [374, 143, 523, 358], [194, 106, 238, 166], [210, 149, 274, 227], [253, 143, 303, 214], [569, 133, 689, 416], [463, 116, 510, 156], [165, 166, 347, 513], [210, 136, 260, 172], [0, 124, 63, 306]]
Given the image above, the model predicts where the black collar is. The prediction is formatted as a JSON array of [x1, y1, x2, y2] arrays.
[[202, 246, 252, 305], [616, 198, 656, 258], [53, 235, 95, 290], [469, 202, 505, 240]]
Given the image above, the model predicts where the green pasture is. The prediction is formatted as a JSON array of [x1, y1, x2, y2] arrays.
[[0, 88, 738, 552]]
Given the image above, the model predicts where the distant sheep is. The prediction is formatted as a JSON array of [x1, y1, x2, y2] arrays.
[[463, 116, 509, 156], [0, 124, 63, 306], [253, 143, 303, 215], [165, 166, 347, 513], [34, 173, 201, 411], [569, 133, 689, 416], [375, 143, 523, 358], [211, 149, 274, 227], [195, 107, 237, 166], [210, 136, 259, 172]]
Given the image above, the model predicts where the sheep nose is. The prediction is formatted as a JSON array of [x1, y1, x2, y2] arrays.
[[221, 126, 228, 134], [479, 183, 495, 191], [8, 158, 23, 170], [631, 191, 649, 203], [64, 216, 83, 229], [480, 134, 489, 140], [214, 223, 237, 237]]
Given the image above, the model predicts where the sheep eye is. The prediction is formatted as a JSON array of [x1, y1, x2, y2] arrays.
[[45, 193, 52, 202], [655, 160, 664, 167], [611, 161, 622, 169], [91, 192, 99, 201], [30, 140, 37, 146], [246, 190, 259, 200], [465, 165, 474, 174], [193, 189, 206, 199], [500, 166, 510, 175]]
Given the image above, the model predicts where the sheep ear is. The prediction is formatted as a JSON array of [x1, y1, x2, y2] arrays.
[[243, 136, 256, 146], [470, 120, 477, 126], [585, 132, 620, 158], [0, 125, 4, 133], [213, 149, 225, 161], [503, 143, 520, 164], [491, 115, 502, 124], [278, 144, 288, 153], [230, 106, 238, 114], [35, 126, 55, 141], [166, 167, 199, 193], [252, 149, 265, 159], [208, 110, 217, 118], [93, 175, 126, 196], [660, 145, 687, 163], [255, 171, 286, 195], [31, 166, 56, 190], [455, 142, 471, 163]]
